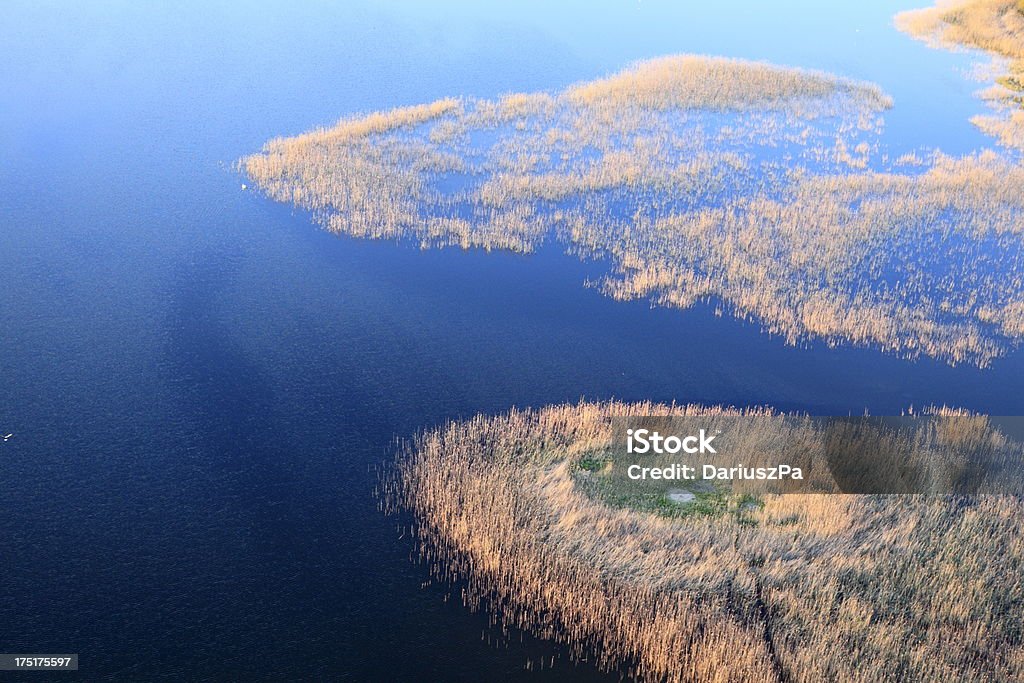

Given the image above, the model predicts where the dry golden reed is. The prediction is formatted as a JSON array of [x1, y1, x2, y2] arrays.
[[564, 55, 893, 111], [243, 52, 1024, 366], [388, 402, 1024, 682], [897, 0, 1024, 149]]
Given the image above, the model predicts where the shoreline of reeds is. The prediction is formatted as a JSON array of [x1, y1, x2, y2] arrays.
[[386, 401, 1024, 682]]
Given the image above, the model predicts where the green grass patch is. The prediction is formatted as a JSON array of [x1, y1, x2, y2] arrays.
[[575, 455, 609, 472], [572, 451, 763, 524]]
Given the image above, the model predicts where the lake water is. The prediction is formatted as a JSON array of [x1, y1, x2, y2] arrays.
[[2, 1, 1021, 680]]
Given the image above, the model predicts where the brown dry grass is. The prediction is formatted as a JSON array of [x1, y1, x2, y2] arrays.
[[388, 402, 1024, 682]]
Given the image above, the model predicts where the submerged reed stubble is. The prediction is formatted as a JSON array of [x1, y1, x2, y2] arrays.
[[244, 53, 1024, 366]]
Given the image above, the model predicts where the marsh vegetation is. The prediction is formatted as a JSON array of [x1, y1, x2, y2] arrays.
[[239, 5, 1024, 680], [238, 5, 1024, 680], [388, 402, 1024, 682], [897, 0, 1024, 150], [244, 51, 1024, 366]]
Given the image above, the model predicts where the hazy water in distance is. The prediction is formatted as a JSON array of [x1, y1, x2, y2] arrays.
[[1, 1, 1021, 680]]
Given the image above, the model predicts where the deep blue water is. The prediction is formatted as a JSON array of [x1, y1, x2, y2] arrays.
[[2, 1, 1022, 680]]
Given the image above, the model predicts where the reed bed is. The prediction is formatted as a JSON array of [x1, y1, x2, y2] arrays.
[[387, 402, 1024, 682], [897, 0, 1024, 149], [563, 55, 893, 112], [243, 52, 1024, 366]]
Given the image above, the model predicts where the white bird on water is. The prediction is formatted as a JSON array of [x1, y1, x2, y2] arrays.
[[2, 434, 12, 441]]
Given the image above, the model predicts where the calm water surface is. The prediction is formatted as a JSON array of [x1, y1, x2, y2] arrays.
[[1, 1, 1020, 680]]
